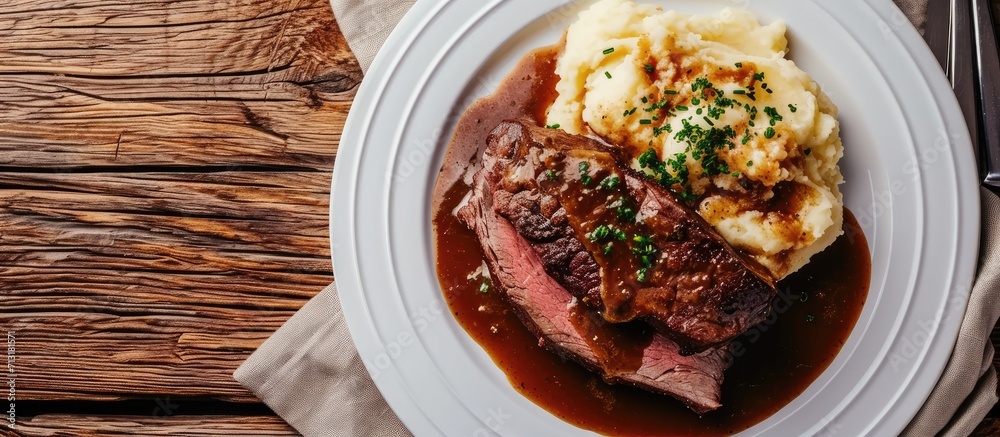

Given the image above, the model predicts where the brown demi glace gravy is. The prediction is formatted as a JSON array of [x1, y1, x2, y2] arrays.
[[432, 46, 871, 436]]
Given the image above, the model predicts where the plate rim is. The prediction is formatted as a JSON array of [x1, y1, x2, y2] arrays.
[[330, 0, 981, 435]]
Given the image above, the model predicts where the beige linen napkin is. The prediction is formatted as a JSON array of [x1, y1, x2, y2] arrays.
[[235, 1, 1000, 435]]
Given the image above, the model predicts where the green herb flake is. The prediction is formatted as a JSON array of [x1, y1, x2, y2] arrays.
[[676, 105, 689, 111], [605, 71, 612, 79], [733, 89, 746, 95], [789, 104, 798, 113], [587, 225, 611, 242], [763, 106, 783, 123], [735, 62, 743, 68], [604, 244, 614, 255], [641, 96, 648, 104], [747, 160, 754, 167], [636, 268, 648, 283], [692, 77, 713, 92], [603, 47, 615, 55], [545, 123, 560, 129], [664, 89, 678, 95], [753, 72, 765, 81], [644, 64, 655, 73], [616, 206, 636, 223], [579, 161, 592, 185], [612, 228, 627, 241], [764, 127, 776, 139], [545, 169, 558, 180], [600, 175, 620, 190]]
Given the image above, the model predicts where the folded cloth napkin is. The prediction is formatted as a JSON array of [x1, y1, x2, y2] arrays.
[[234, 1, 1000, 435]]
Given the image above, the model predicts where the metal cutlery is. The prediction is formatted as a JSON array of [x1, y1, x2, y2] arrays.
[[924, 0, 1000, 187]]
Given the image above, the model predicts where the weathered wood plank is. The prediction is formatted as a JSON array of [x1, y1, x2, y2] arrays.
[[973, 417, 1000, 436], [0, 171, 336, 401], [7, 415, 298, 436], [0, 0, 361, 168], [0, 0, 350, 404]]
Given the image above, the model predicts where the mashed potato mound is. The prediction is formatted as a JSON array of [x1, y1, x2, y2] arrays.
[[546, 0, 844, 279]]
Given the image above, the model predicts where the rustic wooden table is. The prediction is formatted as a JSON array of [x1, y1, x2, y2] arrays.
[[0, 1, 997, 436]]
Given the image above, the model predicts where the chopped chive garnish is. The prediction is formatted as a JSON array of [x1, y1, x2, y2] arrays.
[[735, 62, 743, 68], [545, 123, 560, 129], [641, 96, 648, 104], [789, 104, 798, 113], [665, 89, 678, 95], [754, 72, 765, 81], [676, 105, 688, 111], [600, 175, 620, 190], [639, 119, 652, 125], [765, 127, 776, 138], [605, 71, 612, 79], [603, 47, 615, 55], [587, 225, 611, 242], [747, 160, 754, 167], [703, 116, 714, 126], [692, 97, 701, 105], [733, 89, 746, 95], [612, 228, 627, 241], [696, 108, 703, 115], [644, 64, 655, 73], [545, 169, 558, 180]]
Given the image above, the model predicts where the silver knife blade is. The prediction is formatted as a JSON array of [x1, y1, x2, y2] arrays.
[[951, 0, 981, 159], [972, 0, 1000, 186], [924, 0, 952, 70]]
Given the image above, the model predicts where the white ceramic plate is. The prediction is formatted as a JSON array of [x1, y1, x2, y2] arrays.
[[330, 0, 981, 435]]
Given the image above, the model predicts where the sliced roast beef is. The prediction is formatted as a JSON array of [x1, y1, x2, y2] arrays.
[[479, 120, 777, 352], [457, 156, 730, 413]]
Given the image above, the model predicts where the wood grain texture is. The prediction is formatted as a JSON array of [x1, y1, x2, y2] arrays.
[[5, 415, 298, 436], [0, 0, 998, 434], [0, 0, 358, 405], [973, 417, 1000, 437]]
